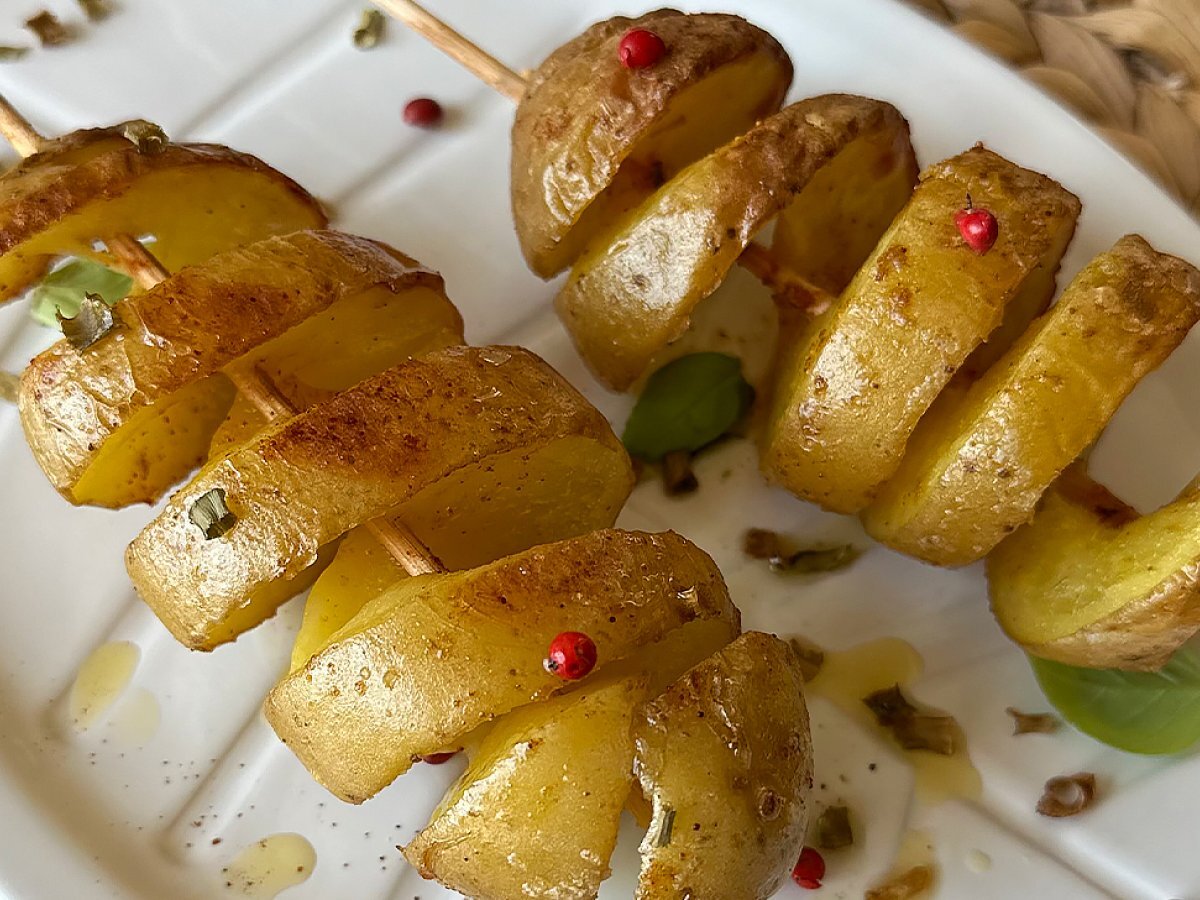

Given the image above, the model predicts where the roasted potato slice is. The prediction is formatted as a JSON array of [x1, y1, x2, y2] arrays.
[[864, 236, 1200, 565], [125, 345, 633, 650], [20, 230, 463, 507], [634, 632, 812, 900], [265, 529, 734, 802], [404, 673, 648, 899], [0, 122, 325, 302], [763, 146, 1080, 513], [989, 466, 1200, 671], [513, 10, 791, 278], [556, 94, 916, 390]]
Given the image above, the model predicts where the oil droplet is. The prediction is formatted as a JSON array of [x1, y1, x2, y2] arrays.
[[69, 641, 139, 731], [222, 833, 315, 898], [109, 687, 160, 747], [807, 638, 981, 805], [965, 848, 992, 873]]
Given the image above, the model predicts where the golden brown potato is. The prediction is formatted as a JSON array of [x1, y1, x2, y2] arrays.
[[634, 632, 812, 900], [0, 122, 325, 302], [265, 529, 734, 803], [512, 9, 791, 278], [762, 146, 1080, 513], [125, 345, 634, 650], [19, 230, 463, 507], [404, 673, 648, 900], [989, 466, 1200, 671], [865, 235, 1200, 565], [556, 94, 916, 390]]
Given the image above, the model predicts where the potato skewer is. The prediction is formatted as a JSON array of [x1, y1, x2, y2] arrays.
[[0, 96, 442, 575]]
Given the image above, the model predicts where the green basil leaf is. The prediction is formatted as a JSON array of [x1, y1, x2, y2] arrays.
[[29, 258, 132, 328], [621, 352, 754, 461], [1031, 646, 1200, 755]]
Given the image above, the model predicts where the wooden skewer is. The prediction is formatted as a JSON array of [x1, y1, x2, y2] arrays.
[[374, 0, 824, 300], [0, 93, 444, 577]]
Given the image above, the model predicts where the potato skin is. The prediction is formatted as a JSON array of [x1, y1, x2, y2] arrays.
[[990, 468, 1200, 671], [265, 529, 734, 803], [125, 345, 632, 650], [512, 9, 791, 278], [865, 235, 1200, 565], [19, 230, 461, 507], [0, 123, 325, 302], [557, 94, 914, 390], [634, 632, 812, 900], [763, 145, 1081, 513], [404, 674, 648, 900]]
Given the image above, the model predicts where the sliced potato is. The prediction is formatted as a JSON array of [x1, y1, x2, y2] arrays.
[[0, 122, 325, 302], [265, 529, 734, 803], [763, 145, 1081, 513], [19, 230, 463, 507], [125, 345, 634, 650], [865, 235, 1200, 565], [404, 673, 648, 899], [634, 632, 812, 900], [989, 466, 1200, 671], [513, 10, 791, 277], [556, 94, 916, 390]]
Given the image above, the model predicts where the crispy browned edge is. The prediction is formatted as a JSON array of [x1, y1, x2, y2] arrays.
[[0, 123, 327, 297], [511, 8, 792, 277], [18, 229, 454, 501]]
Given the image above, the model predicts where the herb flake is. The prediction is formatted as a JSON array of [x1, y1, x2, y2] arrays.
[[0, 46, 30, 62], [788, 636, 825, 682], [864, 684, 959, 755], [1037, 772, 1096, 818], [653, 806, 675, 848], [77, 0, 112, 20], [741, 528, 860, 575], [121, 120, 168, 154], [661, 450, 698, 496], [622, 352, 754, 462], [58, 293, 116, 350], [25, 11, 70, 46], [1005, 707, 1060, 736], [863, 685, 918, 727], [29, 258, 132, 329], [815, 805, 853, 850], [188, 488, 237, 539], [353, 8, 386, 49]]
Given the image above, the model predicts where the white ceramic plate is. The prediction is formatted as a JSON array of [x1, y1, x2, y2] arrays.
[[1, 1, 1197, 897]]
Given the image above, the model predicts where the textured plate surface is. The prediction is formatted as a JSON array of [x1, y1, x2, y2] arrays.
[[0, 1, 1198, 898]]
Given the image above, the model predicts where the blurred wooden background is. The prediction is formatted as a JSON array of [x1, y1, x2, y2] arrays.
[[904, 0, 1200, 213]]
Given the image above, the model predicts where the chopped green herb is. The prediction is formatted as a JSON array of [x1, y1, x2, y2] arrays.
[[742, 528, 860, 575], [58, 293, 115, 351], [0, 46, 30, 61], [788, 636, 825, 682], [353, 8, 386, 49], [77, 0, 111, 20], [653, 807, 675, 847], [1031, 646, 1200, 754], [622, 352, 754, 461], [863, 685, 918, 728], [0, 370, 18, 404], [815, 805, 853, 850], [1036, 772, 1096, 818], [29, 258, 132, 328], [189, 488, 237, 539], [1005, 707, 1060, 736], [892, 713, 956, 755], [661, 450, 698, 496], [25, 11, 69, 46], [121, 120, 168, 153]]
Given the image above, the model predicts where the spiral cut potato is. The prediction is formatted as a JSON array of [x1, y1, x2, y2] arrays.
[[126, 345, 634, 650], [267, 529, 735, 802], [555, 94, 919, 390], [0, 121, 325, 302], [512, 9, 793, 278], [19, 229, 464, 506]]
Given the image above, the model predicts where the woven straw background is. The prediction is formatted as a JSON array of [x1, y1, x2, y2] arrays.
[[903, 0, 1200, 214]]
